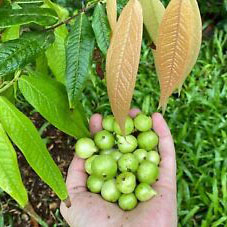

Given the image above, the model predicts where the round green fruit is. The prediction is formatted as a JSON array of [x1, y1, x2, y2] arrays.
[[134, 114, 152, 132], [110, 150, 122, 161], [102, 115, 115, 132], [101, 179, 121, 202], [75, 138, 98, 159], [135, 183, 157, 201], [137, 160, 159, 184], [118, 153, 139, 173], [116, 172, 136, 194], [117, 135, 137, 153], [147, 151, 160, 165], [94, 130, 115, 150], [113, 116, 134, 135], [134, 149, 147, 163], [85, 155, 98, 174], [87, 175, 103, 193], [91, 155, 117, 180], [137, 131, 158, 150], [118, 193, 137, 211]]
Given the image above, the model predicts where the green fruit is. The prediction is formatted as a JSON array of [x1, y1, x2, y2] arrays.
[[134, 149, 147, 163], [101, 179, 121, 202], [116, 172, 136, 194], [134, 114, 152, 132], [117, 135, 137, 153], [91, 155, 117, 180], [113, 116, 134, 135], [87, 175, 103, 193], [135, 183, 157, 201], [94, 130, 115, 150], [75, 138, 98, 159], [147, 151, 160, 165], [118, 153, 139, 173], [118, 193, 137, 211], [85, 155, 98, 174], [100, 149, 115, 155], [102, 115, 115, 132], [111, 150, 122, 161], [137, 131, 158, 150], [137, 160, 159, 184]]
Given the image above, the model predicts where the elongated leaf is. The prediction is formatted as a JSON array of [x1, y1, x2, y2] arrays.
[[92, 3, 110, 55], [156, 0, 194, 111], [0, 8, 58, 28], [0, 97, 68, 200], [106, 0, 143, 134], [66, 13, 95, 108], [1, 25, 20, 42], [106, 0, 117, 32], [0, 123, 28, 207], [0, 31, 54, 77], [19, 75, 90, 138], [36, 53, 48, 75], [15, 0, 43, 6], [46, 25, 68, 84], [43, 0, 69, 20], [139, 0, 165, 44], [178, 0, 202, 90]]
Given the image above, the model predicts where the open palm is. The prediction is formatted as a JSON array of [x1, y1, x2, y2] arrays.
[[60, 111, 177, 227]]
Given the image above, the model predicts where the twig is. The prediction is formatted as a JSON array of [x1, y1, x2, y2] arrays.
[[45, 1, 104, 31], [0, 70, 21, 94]]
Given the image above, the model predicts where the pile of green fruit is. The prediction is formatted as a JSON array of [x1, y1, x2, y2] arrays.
[[75, 113, 160, 211]]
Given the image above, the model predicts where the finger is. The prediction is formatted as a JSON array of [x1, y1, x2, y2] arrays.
[[129, 108, 141, 118], [66, 155, 88, 198], [152, 113, 176, 191], [89, 113, 103, 136]]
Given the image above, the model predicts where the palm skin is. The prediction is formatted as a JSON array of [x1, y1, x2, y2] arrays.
[[60, 110, 177, 227]]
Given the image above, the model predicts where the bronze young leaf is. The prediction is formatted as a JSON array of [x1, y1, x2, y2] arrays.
[[106, 0, 143, 134], [106, 0, 117, 32], [156, 0, 195, 112], [177, 0, 202, 92]]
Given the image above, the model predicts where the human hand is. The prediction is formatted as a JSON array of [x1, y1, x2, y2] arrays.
[[60, 109, 177, 227]]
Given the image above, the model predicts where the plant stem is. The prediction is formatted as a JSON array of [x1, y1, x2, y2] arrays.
[[45, 0, 105, 31], [0, 70, 21, 94]]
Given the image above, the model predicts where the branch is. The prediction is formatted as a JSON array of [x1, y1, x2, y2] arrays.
[[0, 70, 21, 94], [45, 1, 104, 31]]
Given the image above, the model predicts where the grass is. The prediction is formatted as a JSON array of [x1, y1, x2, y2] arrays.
[[82, 29, 227, 226], [0, 29, 226, 226]]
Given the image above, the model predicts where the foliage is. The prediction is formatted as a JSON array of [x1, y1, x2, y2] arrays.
[[0, 0, 226, 225]]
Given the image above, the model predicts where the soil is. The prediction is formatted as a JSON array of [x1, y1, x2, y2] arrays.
[[1, 112, 75, 226]]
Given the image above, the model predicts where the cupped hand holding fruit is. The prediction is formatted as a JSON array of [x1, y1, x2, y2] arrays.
[[60, 109, 177, 227]]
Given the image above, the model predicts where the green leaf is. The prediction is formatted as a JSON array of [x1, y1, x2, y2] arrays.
[[0, 8, 58, 28], [139, 0, 165, 44], [92, 3, 110, 55], [43, 0, 69, 20], [14, 0, 43, 7], [18, 75, 90, 138], [0, 97, 68, 200], [46, 25, 68, 84], [0, 123, 28, 207], [0, 31, 55, 77], [66, 13, 95, 108], [1, 25, 20, 42], [36, 53, 49, 76]]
